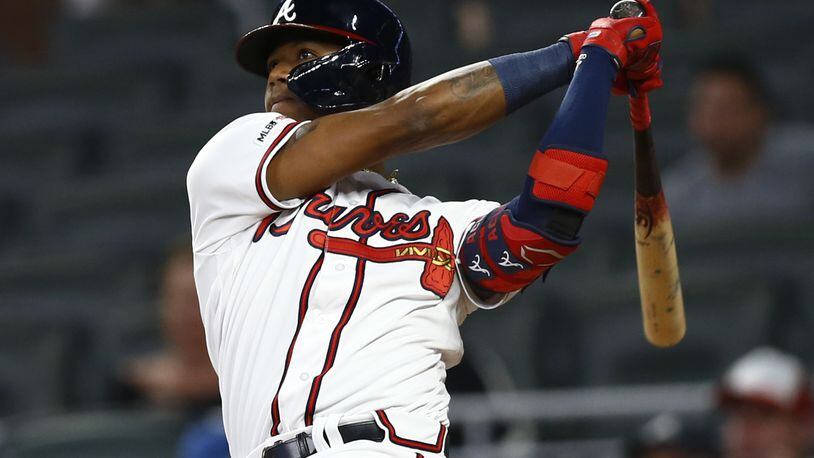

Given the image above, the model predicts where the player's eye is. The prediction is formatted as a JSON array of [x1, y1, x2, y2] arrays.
[[298, 49, 317, 61], [266, 60, 279, 73]]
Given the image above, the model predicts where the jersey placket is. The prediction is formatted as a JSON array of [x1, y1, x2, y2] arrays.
[[303, 190, 377, 427], [272, 187, 363, 433]]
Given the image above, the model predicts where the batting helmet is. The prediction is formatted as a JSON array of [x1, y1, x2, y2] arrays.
[[236, 0, 412, 113]]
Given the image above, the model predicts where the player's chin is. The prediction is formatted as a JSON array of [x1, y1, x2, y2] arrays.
[[267, 98, 315, 121]]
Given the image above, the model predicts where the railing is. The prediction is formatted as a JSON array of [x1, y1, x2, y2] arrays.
[[448, 382, 714, 457]]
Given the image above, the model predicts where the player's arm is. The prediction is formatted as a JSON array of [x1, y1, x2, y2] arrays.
[[268, 37, 586, 201], [458, 2, 663, 300]]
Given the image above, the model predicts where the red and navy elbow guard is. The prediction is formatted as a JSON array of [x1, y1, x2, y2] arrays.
[[460, 205, 580, 294], [461, 147, 608, 295]]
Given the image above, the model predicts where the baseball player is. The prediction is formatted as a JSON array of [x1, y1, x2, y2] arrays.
[[187, 0, 663, 456]]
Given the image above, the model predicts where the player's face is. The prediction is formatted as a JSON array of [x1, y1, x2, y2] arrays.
[[722, 404, 812, 458], [265, 38, 345, 120]]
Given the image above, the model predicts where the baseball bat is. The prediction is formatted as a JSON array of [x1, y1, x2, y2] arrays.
[[611, 0, 686, 348], [630, 95, 685, 348]]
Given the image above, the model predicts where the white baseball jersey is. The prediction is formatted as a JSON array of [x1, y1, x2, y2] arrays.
[[187, 112, 514, 457]]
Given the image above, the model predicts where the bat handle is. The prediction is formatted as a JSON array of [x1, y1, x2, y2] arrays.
[[629, 93, 651, 131]]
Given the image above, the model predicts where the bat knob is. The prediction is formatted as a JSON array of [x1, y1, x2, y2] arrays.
[[610, 0, 646, 18]]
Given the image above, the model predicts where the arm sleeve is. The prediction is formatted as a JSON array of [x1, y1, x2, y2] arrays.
[[187, 113, 310, 254]]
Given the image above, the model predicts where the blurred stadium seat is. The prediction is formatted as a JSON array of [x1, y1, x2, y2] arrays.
[[572, 271, 785, 385], [5, 410, 184, 458], [0, 310, 89, 416]]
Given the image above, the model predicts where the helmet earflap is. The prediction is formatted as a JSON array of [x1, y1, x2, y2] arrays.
[[288, 42, 402, 113]]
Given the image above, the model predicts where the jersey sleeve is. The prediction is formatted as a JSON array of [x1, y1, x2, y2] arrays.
[[187, 113, 310, 253], [430, 199, 519, 317]]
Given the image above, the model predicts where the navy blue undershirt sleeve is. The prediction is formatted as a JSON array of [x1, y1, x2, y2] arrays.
[[488, 42, 575, 114]]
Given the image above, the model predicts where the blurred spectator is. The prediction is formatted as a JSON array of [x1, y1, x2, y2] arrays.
[[627, 413, 719, 458], [178, 408, 231, 458], [122, 238, 217, 407], [451, 0, 495, 53], [675, 0, 712, 30], [120, 237, 227, 458], [663, 55, 814, 230], [0, 0, 61, 67], [717, 347, 814, 458]]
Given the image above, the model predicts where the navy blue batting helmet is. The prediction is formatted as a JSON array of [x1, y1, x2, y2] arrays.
[[236, 0, 412, 113]]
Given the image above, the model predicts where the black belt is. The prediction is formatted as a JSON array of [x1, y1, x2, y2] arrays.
[[262, 421, 385, 458]]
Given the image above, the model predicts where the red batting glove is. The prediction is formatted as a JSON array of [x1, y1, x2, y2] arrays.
[[562, 29, 662, 96], [624, 0, 662, 76], [559, 31, 588, 61], [613, 55, 664, 96], [580, 0, 663, 70]]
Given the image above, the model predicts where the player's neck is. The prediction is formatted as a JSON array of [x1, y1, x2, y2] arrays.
[[367, 162, 387, 175], [711, 141, 763, 179], [361, 163, 400, 184]]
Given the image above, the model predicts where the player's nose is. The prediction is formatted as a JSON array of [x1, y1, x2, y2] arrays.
[[267, 62, 295, 86]]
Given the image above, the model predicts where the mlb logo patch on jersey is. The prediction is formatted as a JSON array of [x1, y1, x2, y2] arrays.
[[254, 115, 287, 146]]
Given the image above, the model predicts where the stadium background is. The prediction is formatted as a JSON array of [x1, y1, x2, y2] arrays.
[[0, 0, 812, 456]]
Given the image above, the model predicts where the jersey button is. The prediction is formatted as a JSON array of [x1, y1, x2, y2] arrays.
[[335, 264, 345, 271], [299, 372, 309, 381]]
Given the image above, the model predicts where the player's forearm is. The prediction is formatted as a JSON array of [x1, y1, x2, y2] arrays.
[[390, 41, 576, 154], [387, 62, 507, 153]]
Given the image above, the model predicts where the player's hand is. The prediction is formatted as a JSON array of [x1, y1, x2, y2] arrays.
[[612, 57, 663, 96], [559, 31, 588, 61], [581, 0, 663, 70]]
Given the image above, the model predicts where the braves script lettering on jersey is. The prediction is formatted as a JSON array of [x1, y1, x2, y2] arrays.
[[187, 113, 514, 457]]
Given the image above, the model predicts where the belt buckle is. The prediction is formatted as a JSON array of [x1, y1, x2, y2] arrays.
[[262, 432, 315, 458], [295, 431, 314, 457]]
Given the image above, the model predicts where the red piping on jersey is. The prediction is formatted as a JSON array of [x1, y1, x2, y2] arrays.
[[254, 214, 278, 242], [270, 220, 293, 237], [269, 253, 324, 436], [303, 189, 394, 426], [255, 121, 301, 212], [375, 410, 448, 453], [303, 253, 367, 426], [254, 216, 294, 242]]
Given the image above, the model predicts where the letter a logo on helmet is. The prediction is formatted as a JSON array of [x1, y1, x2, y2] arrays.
[[236, 0, 412, 113], [273, 0, 297, 24]]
